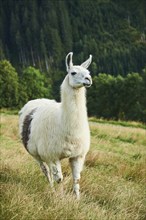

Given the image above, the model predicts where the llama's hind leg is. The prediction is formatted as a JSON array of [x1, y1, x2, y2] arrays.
[[38, 161, 54, 187], [69, 156, 85, 199]]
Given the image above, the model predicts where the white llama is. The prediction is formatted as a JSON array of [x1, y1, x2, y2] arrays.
[[19, 52, 92, 198]]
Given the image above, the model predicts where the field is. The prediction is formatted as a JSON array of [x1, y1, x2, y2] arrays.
[[0, 112, 146, 220]]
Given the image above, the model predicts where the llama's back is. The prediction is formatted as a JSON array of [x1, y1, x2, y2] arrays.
[[19, 98, 56, 136]]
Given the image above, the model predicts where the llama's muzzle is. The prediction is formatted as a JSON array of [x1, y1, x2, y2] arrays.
[[83, 77, 92, 88]]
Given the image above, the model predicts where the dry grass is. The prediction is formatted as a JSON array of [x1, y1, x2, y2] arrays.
[[0, 112, 146, 220]]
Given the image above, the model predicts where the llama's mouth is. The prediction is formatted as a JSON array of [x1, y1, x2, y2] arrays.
[[83, 79, 92, 88], [83, 77, 92, 88], [83, 83, 92, 88]]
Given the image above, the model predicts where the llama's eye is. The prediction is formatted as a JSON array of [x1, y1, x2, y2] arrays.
[[71, 72, 77, 76]]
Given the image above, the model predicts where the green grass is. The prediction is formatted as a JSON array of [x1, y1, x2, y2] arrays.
[[0, 108, 19, 115], [0, 113, 146, 220], [89, 117, 146, 129]]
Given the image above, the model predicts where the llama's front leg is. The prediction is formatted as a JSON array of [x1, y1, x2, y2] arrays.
[[38, 161, 54, 187], [50, 161, 63, 183], [69, 156, 85, 199]]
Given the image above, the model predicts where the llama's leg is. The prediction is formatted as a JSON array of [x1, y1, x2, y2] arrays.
[[38, 161, 54, 187], [69, 156, 85, 199], [49, 161, 63, 183]]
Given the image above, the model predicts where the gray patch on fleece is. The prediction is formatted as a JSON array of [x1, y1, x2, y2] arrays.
[[21, 108, 36, 152]]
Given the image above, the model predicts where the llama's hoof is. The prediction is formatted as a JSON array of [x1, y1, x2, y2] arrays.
[[54, 175, 63, 183], [57, 178, 62, 183]]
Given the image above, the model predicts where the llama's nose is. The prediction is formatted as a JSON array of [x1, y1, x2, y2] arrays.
[[84, 76, 92, 87], [85, 77, 91, 83]]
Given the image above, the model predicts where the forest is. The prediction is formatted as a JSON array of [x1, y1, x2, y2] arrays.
[[0, 0, 146, 122]]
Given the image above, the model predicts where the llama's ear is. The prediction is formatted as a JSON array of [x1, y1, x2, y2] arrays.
[[81, 55, 92, 69], [66, 52, 73, 71]]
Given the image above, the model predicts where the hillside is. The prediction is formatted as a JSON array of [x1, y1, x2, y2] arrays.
[[1, 112, 146, 220], [0, 0, 146, 75]]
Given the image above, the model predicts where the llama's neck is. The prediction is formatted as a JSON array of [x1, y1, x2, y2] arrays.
[[60, 75, 88, 131]]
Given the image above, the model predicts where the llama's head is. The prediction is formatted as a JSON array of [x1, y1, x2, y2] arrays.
[[65, 52, 92, 89]]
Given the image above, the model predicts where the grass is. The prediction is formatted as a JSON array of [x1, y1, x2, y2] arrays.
[[89, 117, 146, 129], [0, 112, 146, 220]]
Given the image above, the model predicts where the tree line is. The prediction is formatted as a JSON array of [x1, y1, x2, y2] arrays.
[[0, 60, 146, 122], [0, 0, 146, 76], [88, 71, 146, 122], [0, 0, 146, 122]]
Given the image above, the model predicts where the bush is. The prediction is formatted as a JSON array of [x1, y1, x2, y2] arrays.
[[88, 72, 146, 122], [18, 66, 52, 107], [0, 60, 19, 108]]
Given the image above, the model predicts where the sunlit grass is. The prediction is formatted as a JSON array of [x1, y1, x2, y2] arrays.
[[0, 112, 146, 220], [89, 117, 146, 129]]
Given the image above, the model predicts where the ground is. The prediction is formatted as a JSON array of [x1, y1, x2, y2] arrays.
[[0, 112, 146, 220]]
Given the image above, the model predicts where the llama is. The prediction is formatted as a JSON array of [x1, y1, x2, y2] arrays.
[[19, 52, 92, 198]]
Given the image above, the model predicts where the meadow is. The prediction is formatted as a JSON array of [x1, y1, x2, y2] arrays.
[[0, 112, 146, 220]]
